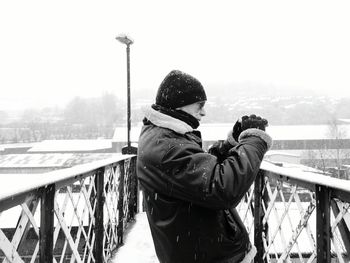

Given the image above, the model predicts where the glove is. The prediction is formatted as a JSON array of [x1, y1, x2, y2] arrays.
[[232, 120, 242, 142], [232, 114, 268, 141], [241, 114, 268, 131]]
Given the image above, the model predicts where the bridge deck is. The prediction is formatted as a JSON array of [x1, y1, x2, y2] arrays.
[[112, 212, 158, 263]]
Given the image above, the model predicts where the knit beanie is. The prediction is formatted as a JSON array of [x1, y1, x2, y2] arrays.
[[155, 70, 207, 109]]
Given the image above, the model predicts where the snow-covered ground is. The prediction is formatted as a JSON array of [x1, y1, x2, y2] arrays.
[[111, 206, 315, 263], [112, 212, 158, 263], [112, 201, 349, 262]]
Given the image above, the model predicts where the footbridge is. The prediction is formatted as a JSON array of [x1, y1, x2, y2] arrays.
[[0, 154, 349, 262]]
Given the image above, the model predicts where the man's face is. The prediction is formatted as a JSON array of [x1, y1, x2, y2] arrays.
[[177, 101, 206, 121]]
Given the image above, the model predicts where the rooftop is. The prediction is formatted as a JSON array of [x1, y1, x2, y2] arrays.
[[0, 153, 121, 169]]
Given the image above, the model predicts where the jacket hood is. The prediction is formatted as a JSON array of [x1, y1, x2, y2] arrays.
[[143, 106, 194, 135]]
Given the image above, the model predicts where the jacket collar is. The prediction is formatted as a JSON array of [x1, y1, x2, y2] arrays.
[[143, 106, 194, 135]]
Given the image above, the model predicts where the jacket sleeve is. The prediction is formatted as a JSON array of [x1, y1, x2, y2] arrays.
[[208, 140, 236, 162], [161, 128, 272, 210]]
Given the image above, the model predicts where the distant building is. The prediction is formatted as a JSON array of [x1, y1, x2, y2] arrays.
[[0, 132, 137, 173], [28, 139, 113, 153], [1, 125, 350, 176], [0, 153, 120, 173]]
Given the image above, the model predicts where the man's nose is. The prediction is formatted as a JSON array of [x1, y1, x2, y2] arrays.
[[200, 108, 206, 116]]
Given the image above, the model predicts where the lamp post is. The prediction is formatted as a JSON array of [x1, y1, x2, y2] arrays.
[[116, 34, 136, 154]]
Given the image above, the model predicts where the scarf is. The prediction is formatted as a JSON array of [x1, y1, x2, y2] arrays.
[[151, 104, 200, 129]]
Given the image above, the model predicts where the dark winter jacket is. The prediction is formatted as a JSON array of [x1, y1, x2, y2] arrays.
[[137, 107, 272, 263]]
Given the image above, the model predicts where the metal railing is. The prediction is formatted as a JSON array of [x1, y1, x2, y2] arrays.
[[237, 161, 350, 263], [0, 155, 138, 263], [1, 154, 350, 263]]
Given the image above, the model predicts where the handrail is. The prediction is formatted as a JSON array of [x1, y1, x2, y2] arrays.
[[0, 154, 135, 203], [0, 154, 138, 263], [261, 160, 350, 193]]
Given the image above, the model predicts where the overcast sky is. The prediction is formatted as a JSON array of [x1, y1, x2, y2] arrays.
[[1, 0, 350, 110]]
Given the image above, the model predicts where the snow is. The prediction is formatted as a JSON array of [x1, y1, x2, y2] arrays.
[[111, 205, 316, 261], [112, 202, 347, 261], [28, 139, 112, 152], [261, 161, 350, 192], [0, 155, 132, 202], [0, 153, 75, 167], [112, 212, 158, 263], [0, 142, 35, 151], [0, 153, 120, 168]]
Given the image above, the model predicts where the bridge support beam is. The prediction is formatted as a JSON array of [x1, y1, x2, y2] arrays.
[[254, 170, 266, 263], [94, 168, 105, 263], [40, 184, 55, 263], [316, 185, 331, 263]]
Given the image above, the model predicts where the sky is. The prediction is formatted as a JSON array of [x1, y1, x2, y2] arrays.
[[1, 0, 350, 111]]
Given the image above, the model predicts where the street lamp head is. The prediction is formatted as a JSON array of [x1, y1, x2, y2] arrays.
[[116, 34, 134, 46]]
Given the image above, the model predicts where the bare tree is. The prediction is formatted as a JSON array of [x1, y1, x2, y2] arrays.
[[326, 117, 348, 178], [303, 117, 349, 178]]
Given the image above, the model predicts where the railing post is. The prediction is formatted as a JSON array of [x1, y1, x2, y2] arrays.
[[117, 160, 125, 244], [316, 185, 331, 263], [94, 168, 105, 263], [40, 184, 55, 263], [128, 157, 138, 220], [254, 170, 265, 263]]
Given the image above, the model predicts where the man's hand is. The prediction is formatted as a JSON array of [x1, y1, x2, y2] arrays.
[[232, 114, 268, 141]]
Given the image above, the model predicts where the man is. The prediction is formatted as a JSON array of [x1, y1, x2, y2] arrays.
[[137, 70, 272, 263]]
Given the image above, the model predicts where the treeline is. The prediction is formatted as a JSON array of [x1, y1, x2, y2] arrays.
[[0, 93, 126, 143], [2, 90, 350, 143], [204, 96, 350, 125], [133, 85, 350, 125]]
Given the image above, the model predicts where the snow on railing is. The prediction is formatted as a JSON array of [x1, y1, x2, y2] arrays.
[[237, 160, 350, 262], [0, 155, 138, 263]]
